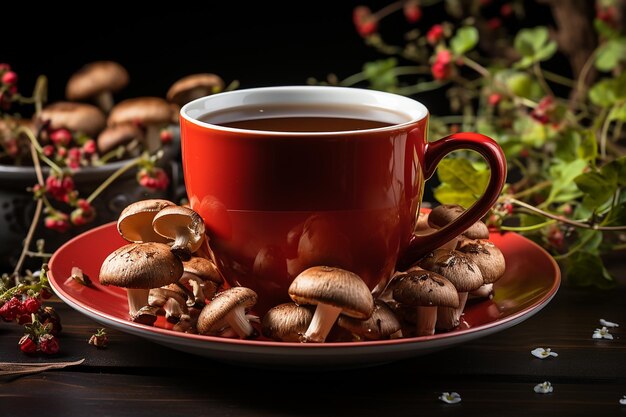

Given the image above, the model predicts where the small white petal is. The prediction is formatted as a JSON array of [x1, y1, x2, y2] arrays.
[[593, 327, 614, 340], [534, 381, 553, 394], [620, 396, 626, 405], [439, 392, 462, 404], [531, 347, 558, 359], [600, 319, 619, 328], [604, 333, 614, 340], [592, 331, 603, 339]]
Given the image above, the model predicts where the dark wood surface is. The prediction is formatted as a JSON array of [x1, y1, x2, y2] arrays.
[[1, 267, 625, 417]]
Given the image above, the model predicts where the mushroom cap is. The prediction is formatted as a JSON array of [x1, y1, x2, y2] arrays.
[[183, 257, 223, 284], [457, 239, 506, 284], [428, 204, 490, 240], [38, 102, 106, 137], [261, 302, 314, 342], [337, 300, 401, 340], [197, 287, 258, 334], [108, 97, 174, 127], [166, 73, 224, 107], [152, 205, 206, 253], [392, 269, 459, 308], [66, 61, 129, 101], [99, 242, 183, 289], [414, 211, 430, 232], [288, 266, 374, 319], [419, 249, 484, 292], [97, 123, 143, 154], [117, 199, 176, 243]]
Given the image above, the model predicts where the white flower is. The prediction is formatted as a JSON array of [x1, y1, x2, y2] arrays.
[[534, 381, 553, 394], [439, 392, 462, 404], [592, 327, 614, 340], [600, 319, 619, 328], [531, 347, 558, 359], [620, 396, 626, 405]]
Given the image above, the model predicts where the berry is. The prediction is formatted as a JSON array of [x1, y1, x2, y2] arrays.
[[42, 145, 55, 157], [23, 297, 41, 314], [353, 6, 378, 37], [1, 71, 18, 86], [488, 93, 502, 106], [0, 63, 11, 72], [531, 96, 556, 125], [38, 334, 60, 355], [138, 167, 170, 191], [82, 139, 97, 155], [160, 129, 173, 144], [500, 3, 513, 17], [88, 328, 109, 348], [403, 1, 422, 23], [0, 297, 24, 322], [547, 225, 564, 251], [44, 212, 70, 233], [426, 24, 444, 45], [431, 49, 452, 81], [487, 18, 502, 30], [19, 335, 37, 354], [50, 129, 72, 147], [38, 306, 62, 336], [45, 174, 75, 202], [18, 314, 32, 325], [40, 288, 53, 300]]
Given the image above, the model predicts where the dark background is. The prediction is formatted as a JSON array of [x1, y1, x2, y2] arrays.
[[3, 2, 553, 107]]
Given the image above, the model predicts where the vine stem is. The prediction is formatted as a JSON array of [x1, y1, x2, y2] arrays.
[[13, 144, 45, 276], [340, 65, 431, 87], [16, 126, 63, 175], [510, 180, 552, 199], [501, 219, 556, 232], [599, 106, 614, 159], [533, 62, 554, 97], [506, 197, 626, 231], [575, 48, 599, 108], [541, 69, 576, 87]]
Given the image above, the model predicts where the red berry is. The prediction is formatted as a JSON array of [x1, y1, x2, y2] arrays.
[[426, 24, 444, 45], [18, 314, 32, 325], [487, 18, 502, 30], [38, 306, 62, 336], [1, 71, 18, 85], [500, 3, 513, 17], [19, 335, 37, 354], [353, 6, 378, 37], [44, 213, 70, 233], [0, 297, 24, 322], [488, 93, 502, 106], [23, 297, 41, 314], [431, 50, 453, 81], [0, 63, 11, 72], [38, 334, 60, 355], [160, 129, 173, 144], [403, 1, 422, 23], [82, 139, 97, 154], [42, 145, 55, 157], [50, 128, 72, 147], [40, 288, 53, 299]]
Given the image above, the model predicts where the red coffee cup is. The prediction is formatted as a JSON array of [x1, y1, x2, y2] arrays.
[[180, 86, 506, 314]]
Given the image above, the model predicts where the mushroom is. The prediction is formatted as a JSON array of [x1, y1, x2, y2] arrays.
[[97, 123, 143, 155], [99, 242, 184, 317], [457, 239, 506, 285], [117, 198, 176, 244], [148, 286, 187, 309], [261, 302, 314, 342], [197, 287, 258, 339], [65, 61, 129, 113], [392, 269, 459, 336], [288, 266, 374, 343], [419, 249, 483, 330], [469, 283, 494, 300], [166, 73, 224, 107], [38, 102, 106, 137], [152, 205, 206, 261], [181, 256, 223, 307], [133, 305, 160, 325], [107, 97, 174, 152], [428, 204, 490, 249], [338, 299, 402, 340], [414, 211, 457, 251]]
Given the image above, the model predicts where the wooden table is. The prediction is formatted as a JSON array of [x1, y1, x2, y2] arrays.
[[1, 270, 625, 417]]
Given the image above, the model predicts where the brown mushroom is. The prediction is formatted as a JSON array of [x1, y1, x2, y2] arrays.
[[181, 256, 223, 307], [38, 102, 106, 137], [428, 204, 490, 248], [65, 61, 129, 113], [166, 73, 224, 107], [338, 299, 402, 340], [261, 302, 314, 342], [288, 266, 374, 343], [457, 239, 506, 285], [419, 249, 483, 330], [99, 242, 184, 317], [97, 122, 144, 155], [392, 269, 459, 336], [152, 205, 206, 261], [197, 287, 258, 339], [117, 199, 176, 244], [108, 97, 174, 152], [133, 305, 160, 325], [413, 211, 457, 250]]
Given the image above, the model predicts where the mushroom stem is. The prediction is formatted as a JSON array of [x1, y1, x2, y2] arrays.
[[225, 307, 255, 339], [164, 297, 185, 323], [416, 305, 438, 336], [302, 303, 342, 343], [95, 91, 114, 114], [180, 272, 206, 307], [145, 124, 161, 153], [127, 288, 150, 317], [436, 292, 468, 330], [469, 283, 494, 300], [171, 231, 192, 261]]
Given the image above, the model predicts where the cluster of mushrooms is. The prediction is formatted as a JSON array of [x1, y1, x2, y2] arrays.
[[37, 60, 225, 158], [99, 200, 506, 343]]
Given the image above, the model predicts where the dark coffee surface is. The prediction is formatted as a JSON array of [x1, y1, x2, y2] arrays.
[[218, 115, 393, 132]]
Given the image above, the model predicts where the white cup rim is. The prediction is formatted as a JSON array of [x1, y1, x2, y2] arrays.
[[180, 85, 429, 136]]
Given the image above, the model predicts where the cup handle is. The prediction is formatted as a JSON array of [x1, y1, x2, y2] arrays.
[[397, 132, 507, 270]]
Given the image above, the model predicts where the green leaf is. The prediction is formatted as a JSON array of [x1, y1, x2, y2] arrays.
[[577, 130, 598, 163], [608, 102, 626, 122], [547, 160, 587, 204], [595, 38, 626, 72], [594, 18, 620, 41], [604, 202, 626, 226], [564, 251, 615, 289], [450, 26, 479, 55], [555, 130, 580, 162], [513, 27, 556, 68], [363, 58, 398, 91], [433, 158, 490, 207], [575, 171, 615, 208], [588, 79, 617, 107], [576, 229, 603, 253]]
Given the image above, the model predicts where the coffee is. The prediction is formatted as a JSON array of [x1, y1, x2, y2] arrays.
[[199, 103, 408, 132]]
